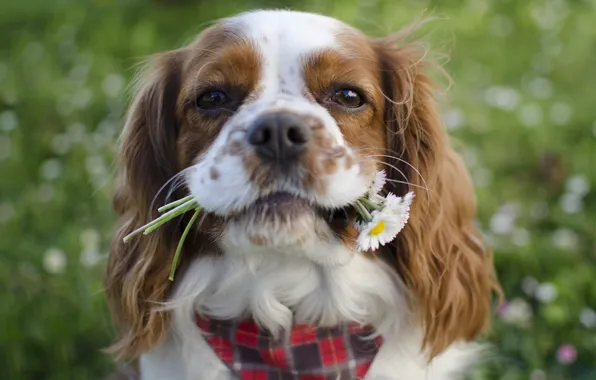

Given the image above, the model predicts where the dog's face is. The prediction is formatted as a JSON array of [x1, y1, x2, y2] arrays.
[[181, 12, 385, 257], [105, 10, 498, 360]]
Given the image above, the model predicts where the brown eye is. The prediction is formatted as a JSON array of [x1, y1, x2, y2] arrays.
[[332, 89, 364, 108], [196, 90, 228, 110]]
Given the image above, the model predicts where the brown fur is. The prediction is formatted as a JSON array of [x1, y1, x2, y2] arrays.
[[371, 32, 502, 358], [104, 23, 261, 359]]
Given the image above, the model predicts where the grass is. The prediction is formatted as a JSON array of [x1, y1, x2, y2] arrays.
[[1, 0, 594, 379]]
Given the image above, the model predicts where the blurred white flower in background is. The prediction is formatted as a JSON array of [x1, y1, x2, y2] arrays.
[[85, 155, 106, 176], [518, 103, 543, 127], [579, 308, 596, 329], [80, 249, 102, 268], [530, 0, 569, 31], [498, 298, 533, 327], [527, 76, 553, 99], [40, 158, 63, 180], [560, 174, 589, 214], [444, 107, 466, 130], [97, 119, 118, 140], [549, 102, 572, 125], [468, 0, 488, 16], [490, 203, 518, 235], [0, 202, 14, 223], [535, 282, 558, 303], [0, 110, 18, 132], [552, 228, 579, 250], [530, 369, 547, 380], [559, 193, 583, 214], [102, 74, 125, 98], [88, 120, 117, 151], [43, 248, 67, 274], [80, 229, 103, 267], [484, 86, 520, 111], [566, 174, 590, 196], [0, 135, 10, 161], [521, 276, 539, 296]]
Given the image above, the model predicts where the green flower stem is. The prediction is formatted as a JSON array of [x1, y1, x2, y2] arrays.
[[169, 208, 200, 281], [142, 200, 198, 235], [353, 200, 373, 222], [122, 199, 197, 242], [158, 195, 194, 212], [359, 197, 383, 211]]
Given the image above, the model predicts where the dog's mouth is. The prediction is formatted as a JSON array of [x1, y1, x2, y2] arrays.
[[234, 191, 351, 228]]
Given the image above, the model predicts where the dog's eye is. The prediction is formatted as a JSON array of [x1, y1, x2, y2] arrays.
[[332, 89, 364, 108], [196, 90, 228, 110]]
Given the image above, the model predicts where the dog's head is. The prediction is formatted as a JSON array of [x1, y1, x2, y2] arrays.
[[105, 10, 498, 360]]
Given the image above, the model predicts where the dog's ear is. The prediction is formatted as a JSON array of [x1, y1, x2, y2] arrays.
[[373, 31, 501, 359], [104, 50, 184, 359]]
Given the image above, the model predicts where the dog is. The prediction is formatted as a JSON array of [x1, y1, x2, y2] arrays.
[[104, 9, 500, 380]]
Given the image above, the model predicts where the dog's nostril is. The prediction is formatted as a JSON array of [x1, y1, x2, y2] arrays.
[[247, 112, 312, 162], [249, 126, 271, 146], [286, 125, 308, 145]]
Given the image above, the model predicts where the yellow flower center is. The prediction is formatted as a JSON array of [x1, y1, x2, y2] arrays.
[[369, 221, 386, 236]]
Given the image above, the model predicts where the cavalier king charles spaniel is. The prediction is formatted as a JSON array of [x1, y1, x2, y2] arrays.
[[104, 9, 500, 380]]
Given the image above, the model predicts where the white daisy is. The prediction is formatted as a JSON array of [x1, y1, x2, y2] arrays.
[[356, 210, 405, 252], [369, 170, 387, 198], [383, 191, 415, 216], [355, 191, 414, 252]]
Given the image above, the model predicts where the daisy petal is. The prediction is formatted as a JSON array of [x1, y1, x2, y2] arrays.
[[369, 170, 387, 197], [356, 206, 410, 252]]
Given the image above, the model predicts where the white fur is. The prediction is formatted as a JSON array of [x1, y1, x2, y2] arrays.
[[186, 11, 368, 215], [140, 10, 483, 379], [142, 252, 481, 380]]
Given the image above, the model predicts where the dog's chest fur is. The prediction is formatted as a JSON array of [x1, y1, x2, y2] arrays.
[[138, 254, 481, 380]]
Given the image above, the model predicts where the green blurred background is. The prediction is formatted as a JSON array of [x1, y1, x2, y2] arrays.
[[1, 0, 595, 379]]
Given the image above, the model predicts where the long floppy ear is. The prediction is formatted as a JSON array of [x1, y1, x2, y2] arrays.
[[374, 32, 501, 358], [104, 50, 184, 359]]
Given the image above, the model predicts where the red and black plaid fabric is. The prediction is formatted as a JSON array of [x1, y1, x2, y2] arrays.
[[195, 314, 383, 380]]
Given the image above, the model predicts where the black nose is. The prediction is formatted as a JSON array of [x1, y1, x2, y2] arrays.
[[247, 112, 312, 162]]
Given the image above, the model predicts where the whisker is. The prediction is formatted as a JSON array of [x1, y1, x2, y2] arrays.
[[367, 154, 429, 192], [350, 147, 429, 188], [360, 158, 430, 205], [361, 157, 410, 186], [384, 178, 429, 191], [149, 167, 194, 219], [164, 175, 190, 203]]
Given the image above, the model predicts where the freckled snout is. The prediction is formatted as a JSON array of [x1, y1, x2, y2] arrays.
[[246, 112, 312, 164]]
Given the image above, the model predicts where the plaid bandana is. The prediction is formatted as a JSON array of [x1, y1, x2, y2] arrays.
[[196, 315, 383, 380]]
